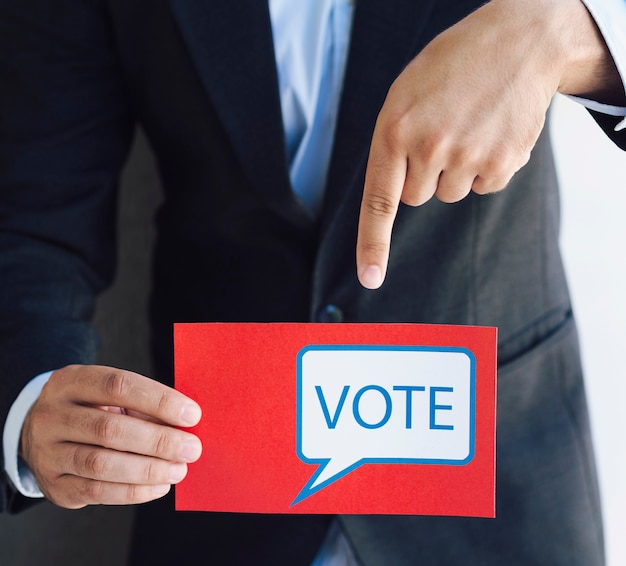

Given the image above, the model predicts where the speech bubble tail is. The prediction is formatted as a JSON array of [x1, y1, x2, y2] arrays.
[[291, 457, 362, 507]]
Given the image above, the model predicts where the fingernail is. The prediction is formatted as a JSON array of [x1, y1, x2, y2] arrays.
[[169, 463, 188, 483], [180, 403, 202, 426], [180, 440, 202, 462], [360, 265, 383, 289]]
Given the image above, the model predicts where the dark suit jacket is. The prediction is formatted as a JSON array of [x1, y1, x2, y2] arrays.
[[1, 0, 624, 564]]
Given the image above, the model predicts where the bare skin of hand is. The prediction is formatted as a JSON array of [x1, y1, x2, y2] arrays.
[[20, 364, 202, 509], [356, 0, 625, 289]]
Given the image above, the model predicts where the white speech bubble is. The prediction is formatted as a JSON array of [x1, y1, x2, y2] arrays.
[[293, 345, 475, 505]]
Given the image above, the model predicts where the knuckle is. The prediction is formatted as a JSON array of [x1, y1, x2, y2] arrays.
[[36, 475, 56, 501], [46, 476, 88, 509], [378, 109, 410, 150], [145, 460, 160, 483], [63, 363, 83, 374], [359, 239, 389, 257], [23, 411, 45, 452], [153, 430, 172, 458], [450, 145, 480, 169], [83, 450, 110, 478], [64, 444, 81, 473], [85, 479, 107, 502], [93, 413, 122, 444], [47, 364, 82, 394], [50, 364, 76, 381], [363, 192, 398, 218], [49, 492, 84, 510], [415, 128, 448, 164], [481, 154, 510, 180], [102, 370, 131, 404], [155, 389, 171, 416], [379, 113, 444, 164]]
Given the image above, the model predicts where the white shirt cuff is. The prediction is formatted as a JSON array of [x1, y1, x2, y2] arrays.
[[3, 371, 53, 498]]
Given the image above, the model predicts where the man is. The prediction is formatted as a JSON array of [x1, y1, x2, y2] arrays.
[[1, 0, 625, 564]]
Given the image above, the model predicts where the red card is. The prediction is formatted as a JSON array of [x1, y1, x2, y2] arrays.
[[174, 323, 497, 517]]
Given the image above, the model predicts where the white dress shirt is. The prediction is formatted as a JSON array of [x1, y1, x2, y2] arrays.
[[269, 0, 354, 213]]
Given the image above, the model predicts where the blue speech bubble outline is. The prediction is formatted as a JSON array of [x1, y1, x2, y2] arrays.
[[292, 345, 476, 506]]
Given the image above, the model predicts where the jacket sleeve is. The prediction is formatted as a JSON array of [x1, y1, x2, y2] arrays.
[[588, 111, 626, 149], [580, 0, 626, 148], [0, 0, 135, 511]]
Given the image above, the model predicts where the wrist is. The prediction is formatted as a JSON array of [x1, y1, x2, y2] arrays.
[[552, 0, 624, 104], [474, 0, 623, 104], [3, 371, 51, 498]]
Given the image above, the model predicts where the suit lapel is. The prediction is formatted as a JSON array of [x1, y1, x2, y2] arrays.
[[320, 0, 436, 233], [168, 0, 315, 228], [167, 0, 436, 233]]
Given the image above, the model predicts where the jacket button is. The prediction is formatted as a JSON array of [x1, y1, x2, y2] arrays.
[[316, 304, 344, 323]]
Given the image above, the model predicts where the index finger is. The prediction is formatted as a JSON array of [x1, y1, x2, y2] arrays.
[[57, 365, 202, 427], [356, 139, 407, 289]]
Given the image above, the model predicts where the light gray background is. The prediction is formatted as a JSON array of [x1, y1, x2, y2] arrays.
[[0, 97, 623, 565], [551, 95, 626, 566]]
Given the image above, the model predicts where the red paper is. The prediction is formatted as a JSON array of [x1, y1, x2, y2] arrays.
[[174, 323, 497, 517]]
